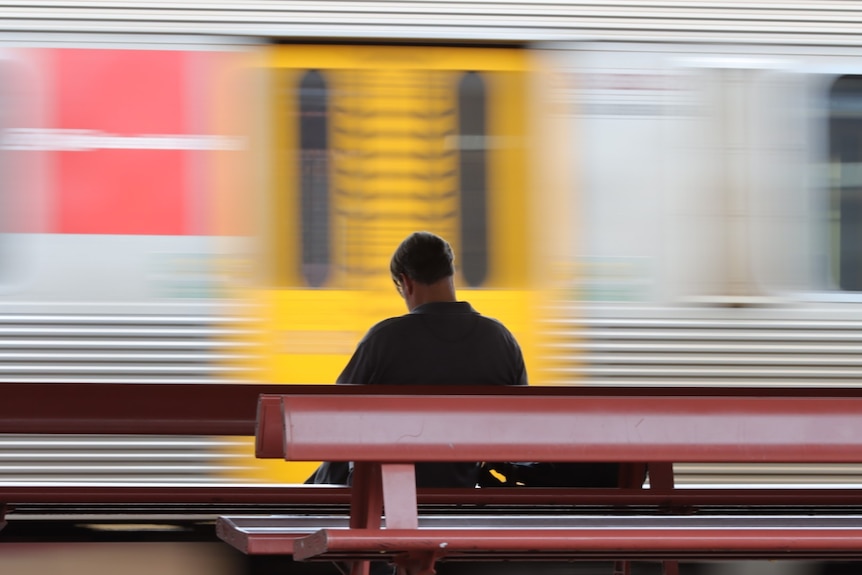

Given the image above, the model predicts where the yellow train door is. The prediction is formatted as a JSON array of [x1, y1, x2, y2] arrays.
[[227, 45, 543, 482]]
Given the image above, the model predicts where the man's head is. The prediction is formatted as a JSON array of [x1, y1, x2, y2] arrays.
[[390, 231, 456, 310]]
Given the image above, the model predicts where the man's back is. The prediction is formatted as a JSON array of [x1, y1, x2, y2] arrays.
[[337, 301, 527, 387], [337, 301, 527, 487], [307, 231, 529, 489]]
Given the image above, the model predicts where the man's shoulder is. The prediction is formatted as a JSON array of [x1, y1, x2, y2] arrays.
[[363, 314, 413, 339], [473, 312, 514, 333]]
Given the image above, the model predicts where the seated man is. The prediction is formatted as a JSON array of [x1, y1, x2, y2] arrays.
[[308, 230, 527, 488]]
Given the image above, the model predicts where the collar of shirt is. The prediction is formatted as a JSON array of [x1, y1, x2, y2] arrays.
[[410, 301, 475, 315]]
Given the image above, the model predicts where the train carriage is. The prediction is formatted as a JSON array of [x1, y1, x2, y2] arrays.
[[3, 0, 862, 494], [8, 5, 862, 575]]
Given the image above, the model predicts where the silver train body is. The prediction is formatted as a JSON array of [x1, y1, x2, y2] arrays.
[[1, 2, 862, 492]]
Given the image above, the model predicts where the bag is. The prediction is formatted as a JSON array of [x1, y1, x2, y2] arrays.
[[305, 461, 352, 485], [478, 461, 622, 488]]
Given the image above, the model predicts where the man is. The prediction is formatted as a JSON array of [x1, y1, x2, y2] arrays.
[[309, 231, 527, 488]]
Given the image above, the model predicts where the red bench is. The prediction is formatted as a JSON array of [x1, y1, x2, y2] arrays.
[[0, 382, 650, 534], [218, 386, 862, 575]]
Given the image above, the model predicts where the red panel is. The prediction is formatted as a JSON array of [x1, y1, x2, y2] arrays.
[[52, 49, 189, 235]]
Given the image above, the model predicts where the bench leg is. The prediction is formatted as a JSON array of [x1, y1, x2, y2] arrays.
[[648, 462, 675, 491], [646, 463, 680, 575], [348, 463, 425, 575], [618, 463, 648, 488], [348, 463, 384, 575], [613, 463, 646, 575], [380, 463, 419, 529], [350, 462, 384, 529]]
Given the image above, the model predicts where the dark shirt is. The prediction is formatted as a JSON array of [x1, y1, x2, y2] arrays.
[[337, 301, 528, 487]]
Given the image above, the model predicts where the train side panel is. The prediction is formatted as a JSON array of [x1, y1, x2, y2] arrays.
[[0, 43, 259, 484], [553, 43, 862, 486]]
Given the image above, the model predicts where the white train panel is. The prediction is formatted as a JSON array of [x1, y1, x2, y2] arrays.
[[538, 43, 862, 392]]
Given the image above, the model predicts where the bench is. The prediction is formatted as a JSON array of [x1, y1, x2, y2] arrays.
[[217, 386, 862, 575], [0, 382, 635, 535], [0, 382, 604, 531]]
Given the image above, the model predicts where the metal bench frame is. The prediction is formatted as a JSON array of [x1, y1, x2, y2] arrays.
[[217, 386, 862, 575]]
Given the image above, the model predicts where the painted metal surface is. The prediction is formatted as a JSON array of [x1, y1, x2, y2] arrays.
[[7, 382, 796, 436], [217, 514, 352, 555], [293, 521, 862, 561], [255, 394, 286, 458], [279, 393, 862, 463], [218, 388, 862, 571], [0, 382, 300, 435]]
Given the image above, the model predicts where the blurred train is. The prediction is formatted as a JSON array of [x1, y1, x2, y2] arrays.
[[4, 3, 862, 493]]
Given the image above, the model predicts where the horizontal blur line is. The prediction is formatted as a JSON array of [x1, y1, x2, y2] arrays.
[[565, 318, 862, 329], [0, 454, 218, 460], [0, 367, 241, 374], [573, 342, 862, 353], [0, 339, 251, 348], [0, 352, 250, 361], [0, 377, 257, 384], [576, 353, 862, 366], [0, 327, 253, 336], [547, 329, 862, 341], [0, 314, 252, 324], [0, 440, 240, 448], [1, 129, 246, 152]]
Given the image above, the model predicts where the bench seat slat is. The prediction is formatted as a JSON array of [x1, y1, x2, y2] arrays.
[[220, 513, 862, 558], [223, 513, 862, 531], [294, 525, 862, 561]]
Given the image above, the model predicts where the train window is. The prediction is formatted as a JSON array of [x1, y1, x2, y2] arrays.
[[298, 70, 331, 288], [457, 71, 488, 287], [829, 75, 862, 291]]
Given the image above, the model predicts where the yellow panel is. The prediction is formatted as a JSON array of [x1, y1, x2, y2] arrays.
[[247, 45, 542, 379]]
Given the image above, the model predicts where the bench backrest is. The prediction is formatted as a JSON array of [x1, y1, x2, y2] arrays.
[[267, 392, 862, 463], [0, 382, 315, 435]]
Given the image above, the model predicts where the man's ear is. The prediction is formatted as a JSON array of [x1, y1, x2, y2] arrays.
[[401, 274, 415, 296]]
